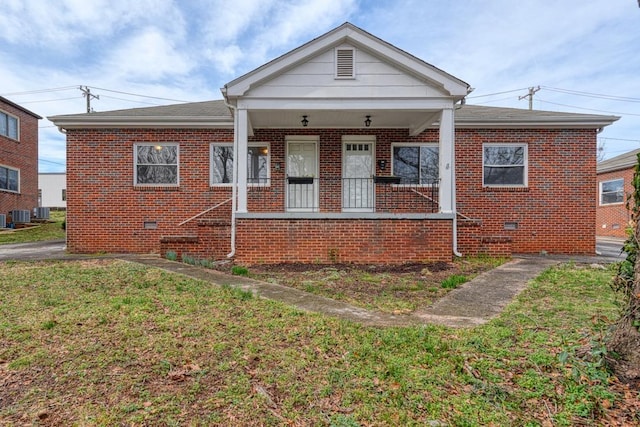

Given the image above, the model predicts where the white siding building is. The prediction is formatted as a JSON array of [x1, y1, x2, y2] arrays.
[[38, 173, 66, 209]]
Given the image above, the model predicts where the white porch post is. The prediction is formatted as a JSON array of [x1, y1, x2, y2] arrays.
[[438, 107, 455, 214], [236, 108, 249, 213]]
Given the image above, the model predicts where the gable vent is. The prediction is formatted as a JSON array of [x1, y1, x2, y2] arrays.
[[335, 48, 355, 78]]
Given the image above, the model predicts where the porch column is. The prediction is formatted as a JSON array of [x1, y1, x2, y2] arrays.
[[237, 108, 248, 213], [438, 107, 455, 214]]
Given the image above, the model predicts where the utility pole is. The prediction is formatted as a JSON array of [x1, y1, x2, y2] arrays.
[[79, 86, 99, 113], [519, 86, 540, 110]]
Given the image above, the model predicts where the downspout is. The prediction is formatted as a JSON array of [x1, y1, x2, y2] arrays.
[[224, 96, 238, 258], [452, 99, 465, 257]]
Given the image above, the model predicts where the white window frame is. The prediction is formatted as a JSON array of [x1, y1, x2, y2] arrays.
[[0, 110, 19, 140], [210, 142, 270, 187], [599, 178, 624, 206], [0, 164, 20, 193], [482, 143, 528, 187], [133, 143, 179, 186], [391, 142, 439, 186]]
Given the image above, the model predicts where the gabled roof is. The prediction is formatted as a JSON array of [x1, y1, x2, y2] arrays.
[[48, 100, 233, 129], [48, 100, 619, 131], [0, 96, 42, 119], [223, 22, 471, 100], [456, 105, 619, 129], [597, 148, 640, 174]]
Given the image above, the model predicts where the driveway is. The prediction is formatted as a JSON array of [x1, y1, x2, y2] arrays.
[[0, 239, 68, 261]]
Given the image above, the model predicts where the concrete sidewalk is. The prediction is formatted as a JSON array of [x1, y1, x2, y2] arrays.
[[124, 254, 565, 328], [0, 240, 617, 328]]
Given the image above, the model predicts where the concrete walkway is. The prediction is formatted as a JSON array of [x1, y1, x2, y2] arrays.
[[0, 239, 620, 328], [126, 254, 563, 328]]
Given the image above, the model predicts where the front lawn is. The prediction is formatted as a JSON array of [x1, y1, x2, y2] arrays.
[[0, 211, 66, 244], [0, 259, 637, 425]]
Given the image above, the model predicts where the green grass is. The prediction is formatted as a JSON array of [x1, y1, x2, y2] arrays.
[[0, 259, 635, 425], [0, 210, 66, 244]]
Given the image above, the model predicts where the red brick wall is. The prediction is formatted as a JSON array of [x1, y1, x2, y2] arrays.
[[0, 100, 39, 217], [66, 126, 598, 260], [235, 218, 453, 264], [596, 167, 634, 238], [65, 128, 235, 253], [455, 128, 597, 255]]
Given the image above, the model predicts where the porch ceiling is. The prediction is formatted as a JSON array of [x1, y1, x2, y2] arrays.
[[248, 109, 441, 131]]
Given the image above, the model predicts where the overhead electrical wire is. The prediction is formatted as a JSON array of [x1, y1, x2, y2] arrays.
[[541, 86, 640, 103], [536, 98, 640, 117]]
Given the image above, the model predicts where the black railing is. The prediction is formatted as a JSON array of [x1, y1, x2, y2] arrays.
[[247, 177, 439, 213]]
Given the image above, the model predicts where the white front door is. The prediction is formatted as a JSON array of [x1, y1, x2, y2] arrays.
[[287, 141, 318, 211], [343, 140, 374, 212]]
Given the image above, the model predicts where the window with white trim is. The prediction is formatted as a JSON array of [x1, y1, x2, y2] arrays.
[[0, 111, 19, 140], [210, 143, 270, 185], [392, 143, 439, 185], [0, 165, 19, 192], [483, 144, 527, 187], [600, 178, 624, 205], [134, 143, 179, 185]]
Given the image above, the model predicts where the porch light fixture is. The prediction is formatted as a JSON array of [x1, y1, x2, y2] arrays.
[[364, 115, 372, 127], [301, 115, 309, 127]]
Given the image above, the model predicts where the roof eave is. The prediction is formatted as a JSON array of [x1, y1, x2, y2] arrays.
[[48, 116, 234, 130], [455, 118, 619, 129]]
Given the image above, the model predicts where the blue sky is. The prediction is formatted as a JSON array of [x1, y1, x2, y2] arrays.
[[1, 0, 639, 172]]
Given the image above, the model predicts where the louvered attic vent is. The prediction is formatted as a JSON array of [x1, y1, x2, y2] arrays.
[[335, 48, 355, 78]]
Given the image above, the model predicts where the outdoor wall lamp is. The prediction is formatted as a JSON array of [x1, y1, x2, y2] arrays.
[[364, 115, 372, 127], [301, 115, 309, 127]]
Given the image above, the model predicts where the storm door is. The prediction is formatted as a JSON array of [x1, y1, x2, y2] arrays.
[[342, 140, 374, 212], [286, 140, 318, 211]]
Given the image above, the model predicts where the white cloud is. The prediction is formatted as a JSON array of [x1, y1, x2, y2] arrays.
[[100, 27, 194, 81]]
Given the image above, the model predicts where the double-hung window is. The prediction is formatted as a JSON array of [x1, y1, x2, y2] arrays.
[[392, 143, 439, 185], [0, 111, 19, 140], [483, 144, 527, 187], [600, 179, 624, 205], [134, 143, 179, 185], [210, 143, 270, 186], [0, 165, 19, 192]]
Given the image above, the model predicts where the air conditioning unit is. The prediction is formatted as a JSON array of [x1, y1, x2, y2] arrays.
[[11, 210, 31, 224], [35, 207, 50, 220], [0, 214, 5, 228]]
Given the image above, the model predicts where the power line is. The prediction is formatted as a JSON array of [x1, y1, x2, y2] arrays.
[[100, 94, 164, 106], [536, 98, 640, 117], [0, 86, 78, 97], [19, 96, 82, 105], [466, 87, 529, 99], [90, 86, 191, 103], [541, 86, 640, 103]]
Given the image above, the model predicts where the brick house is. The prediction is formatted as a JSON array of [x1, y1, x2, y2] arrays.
[[596, 149, 639, 238], [0, 96, 41, 225], [49, 23, 618, 263]]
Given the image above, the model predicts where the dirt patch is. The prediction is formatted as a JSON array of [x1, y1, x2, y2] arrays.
[[215, 259, 502, 314]]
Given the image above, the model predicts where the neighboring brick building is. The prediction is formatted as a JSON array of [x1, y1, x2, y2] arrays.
[[49, 23, 619, 263], [0, 96, 41, 225], [596, 149, 640, 238]]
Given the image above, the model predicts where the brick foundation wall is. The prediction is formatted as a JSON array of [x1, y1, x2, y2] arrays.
[[596, 167, 634, 238], [235, 218, 453, 264], [455, 128, 597, 255], [0, 100, 39, 217]]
